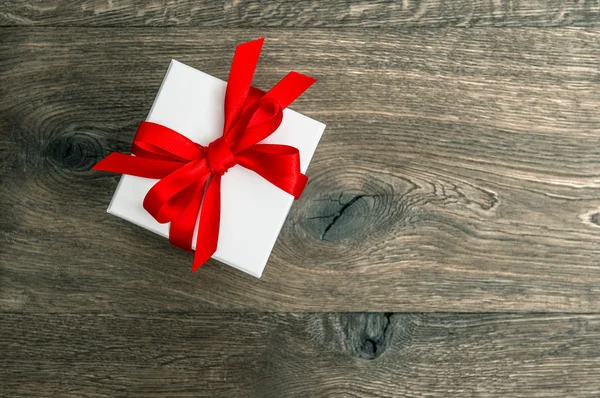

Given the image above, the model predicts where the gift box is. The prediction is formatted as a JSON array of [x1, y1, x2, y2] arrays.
[[95, 39, 325, 278]]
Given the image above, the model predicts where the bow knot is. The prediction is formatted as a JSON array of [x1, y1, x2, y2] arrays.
[[93, 38, 316, 272], [205, 137, 235, 176]]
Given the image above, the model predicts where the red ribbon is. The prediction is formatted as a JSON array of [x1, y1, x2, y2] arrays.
[[93, 38, 315, 272]]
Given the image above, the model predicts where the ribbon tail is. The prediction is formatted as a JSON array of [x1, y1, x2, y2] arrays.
[[191, 175, 222, 272], [262, 71, 316, 109], [223, 38, 264, 134], [93, 152, 182, 179], [169, 181, 206, 252]]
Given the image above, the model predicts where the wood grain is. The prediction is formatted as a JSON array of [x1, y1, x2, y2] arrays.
[[2, 312, 600, 397], [2, 28, 600, 313], [1, 0, 599, 27]]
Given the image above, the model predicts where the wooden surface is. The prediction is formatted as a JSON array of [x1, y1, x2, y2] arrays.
[[2, 0, 600, 27], [2, 1, 600, 396], [3, 313, 600, 397], [2, 28, 600, 312]]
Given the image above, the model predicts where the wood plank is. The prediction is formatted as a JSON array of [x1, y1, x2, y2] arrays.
[[1, 0, 599, 27], [2, 313, 600, 397], [2, 28, 600, 313]]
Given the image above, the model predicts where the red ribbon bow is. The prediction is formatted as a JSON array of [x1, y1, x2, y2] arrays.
[[93, 38, 315, 271]]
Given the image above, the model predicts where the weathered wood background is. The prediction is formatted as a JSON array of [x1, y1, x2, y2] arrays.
[[4, 313, 600, 397], [1, 1, 600, 396]]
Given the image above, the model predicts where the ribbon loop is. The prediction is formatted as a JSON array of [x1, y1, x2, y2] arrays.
[[93, 38, 316, 272], [143, 158, 211, 224], [229, 97, 284, 154]]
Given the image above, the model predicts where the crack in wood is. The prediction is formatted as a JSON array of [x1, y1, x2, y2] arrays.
[[319, 194, 364, 241]]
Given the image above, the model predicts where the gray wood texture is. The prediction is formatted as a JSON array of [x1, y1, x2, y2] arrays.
[[1, 0, 599, 27], [2, 2, 600, 396], [2, 28, 600, 312], [3, 313, 600, 397]]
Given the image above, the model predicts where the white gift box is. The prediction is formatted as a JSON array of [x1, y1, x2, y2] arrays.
[[106, 60, 325, 278]]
